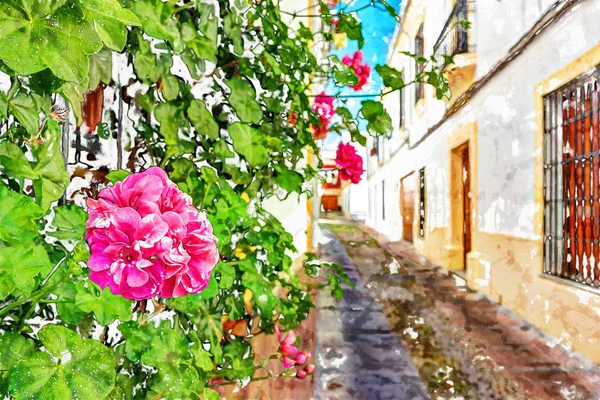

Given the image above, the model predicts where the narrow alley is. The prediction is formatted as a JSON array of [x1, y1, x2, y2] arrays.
[[314, 220, 600, 400]]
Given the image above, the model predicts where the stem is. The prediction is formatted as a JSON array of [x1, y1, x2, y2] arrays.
[[173, 2, 194, 13], [280, 2, 374, 18], [209, 373, 296, 388]]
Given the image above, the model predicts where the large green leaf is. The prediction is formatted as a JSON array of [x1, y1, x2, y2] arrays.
[[88, 49, 113, 91], [146, 364, 200, 400], [154, 102, 194, 158], [80, 0, 141, 51], [0, 1, 102, 82], [0, 243, 51, 300], [0, 333, 35, 394], [228, 123, 268, 166], [188, 100, 219, 140], [8, 325, 116, 400], [140, 321, 190, 367], [8, 92, 41, 134], [0, 185, 43, 244], [274, 165, 304, 193], [226, 78, 263, 124], [337, 13, 364, 48], [48, 205, 87, 240], [360, 100, 393, 135], [127, 0, 182, 53], [31, 121, 70, 210], [375, 65, 405, 90], [75, 282, 133, 325], [0, 142, 36, 179], [181, 20, 217, 63], [119, 322, 155, 363]]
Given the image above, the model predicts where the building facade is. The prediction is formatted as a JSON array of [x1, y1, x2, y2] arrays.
[[352, 0, 600, 363]]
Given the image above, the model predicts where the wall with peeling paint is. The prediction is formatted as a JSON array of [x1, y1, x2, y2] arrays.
[[355, 0, 600, 363]]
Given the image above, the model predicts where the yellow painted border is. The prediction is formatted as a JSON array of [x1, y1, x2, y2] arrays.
[[533, 43, 600, 247], [445, 122, 478, 271]]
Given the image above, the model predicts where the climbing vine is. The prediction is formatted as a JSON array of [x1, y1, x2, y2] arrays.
[[0, 0, 452, 398]]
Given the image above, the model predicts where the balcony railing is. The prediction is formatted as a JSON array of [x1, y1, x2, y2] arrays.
[[433, 0, 474, 60]]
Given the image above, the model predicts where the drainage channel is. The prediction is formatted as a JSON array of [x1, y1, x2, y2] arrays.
[[320, 223, 520, 399]]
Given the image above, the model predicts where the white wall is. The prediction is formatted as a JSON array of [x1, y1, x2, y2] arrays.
[[366, 0, 600, 239]]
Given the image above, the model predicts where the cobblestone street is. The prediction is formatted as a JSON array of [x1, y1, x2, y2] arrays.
[[314, 221, 600, 400]]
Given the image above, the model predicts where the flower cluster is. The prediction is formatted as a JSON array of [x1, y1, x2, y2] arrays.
[[275, 326, 316, 378], [336, 142, 364, 184], [342, 50, 371, 91], [86, 167, 219, 300], [311, 92, 335, 140]]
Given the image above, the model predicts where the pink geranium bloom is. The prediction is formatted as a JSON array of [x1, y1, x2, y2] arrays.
[[311, 92, 335, 140], [86, 167, 219, 300], [342, 50, 371, 91], [336, 142, 364, 184]]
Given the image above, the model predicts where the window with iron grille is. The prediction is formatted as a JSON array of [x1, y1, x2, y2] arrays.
[[419, 167, 426, 237], [543, 68, 600, 287], [414, 24, 424, 104]]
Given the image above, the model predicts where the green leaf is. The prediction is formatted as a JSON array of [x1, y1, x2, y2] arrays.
[[119, 322, 155, 362], [147, 364, 200, 399], [0, 2, 102, 82], [0, 243, 51, 300], [191, 344, 213, 372], [223, 13, 243, 55], [0, 142, 36, 179], [88, 49, 113, 90], [333, 67, 359, 87], [228, 123, 268, 166], [58, 80, 87, 126], [106, 170, 131, 183], [80, 0, 141, 51], [0, 185, 43, 244], [181, 20, 217, 63], [274, 165, 303, 193], [48, 205, 87, 240], [132, 32, 160, 82], [160, 73, 179, 101], [8, 325, 116, 400], [375, 65, 405, 90], [360, 100, 392, 135], [74, 282, 133, 325], [0, 333, 35, 394], [215, 262, 235, 289], [337, 14, 364, 48], [8, 92, 41, 134], [203, 388, 221, 400], [226, 78, 263, 125], [154, 102, 193, 158], [140, 321, 190, 367], [54, 282, 89, 325], [0, 91, 7, 119], [31, 121, 70, 210], [127, 0, 182, 53], [188, 100, 219, 140]]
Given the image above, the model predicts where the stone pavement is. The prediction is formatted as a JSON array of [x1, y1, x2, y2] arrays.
[[314, 221, 600, 400]]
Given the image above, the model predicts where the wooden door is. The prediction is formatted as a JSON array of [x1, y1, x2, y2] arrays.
[[460, 144, 472, 267], [400, 173, 416, 243]]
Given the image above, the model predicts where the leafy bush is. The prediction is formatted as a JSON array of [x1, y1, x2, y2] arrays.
[[0, 0, 451, 398]]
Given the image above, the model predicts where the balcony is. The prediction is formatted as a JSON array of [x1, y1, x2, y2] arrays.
[[433, 0, 476, 102]]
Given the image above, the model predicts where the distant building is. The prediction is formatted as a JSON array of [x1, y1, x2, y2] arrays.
[[354, 0, 600, 363]]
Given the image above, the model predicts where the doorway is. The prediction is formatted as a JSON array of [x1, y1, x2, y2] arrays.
[[400, 172, 416, 243], [451, 142, 472, 270]]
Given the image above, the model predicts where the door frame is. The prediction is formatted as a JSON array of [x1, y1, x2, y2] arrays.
[[446, 122, 478, 272], [400, 172, 416, 243]]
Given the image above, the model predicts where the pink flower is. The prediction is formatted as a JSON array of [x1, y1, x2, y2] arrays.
[[296, 370, 307, 379], [86, 167, 219, 300], [275, 326, 305, 369], [295, 351, 311, 365], [342, 50, 371, 91], [311, 92, 335, 140], [305, 364, 316, 374], [336, 142, 363, 184]]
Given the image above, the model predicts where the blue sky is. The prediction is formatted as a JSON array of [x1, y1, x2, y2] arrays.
[[323, 0, 402, 149]]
